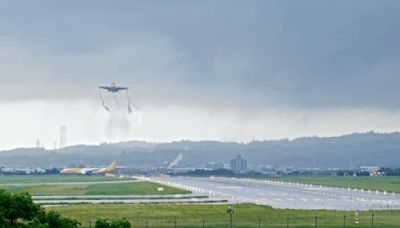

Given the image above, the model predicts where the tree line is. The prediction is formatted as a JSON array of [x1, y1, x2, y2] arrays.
[[0, 189, 131, 227]]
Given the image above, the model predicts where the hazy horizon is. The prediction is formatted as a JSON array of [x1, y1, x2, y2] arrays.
[[3, 129, 398, 152]]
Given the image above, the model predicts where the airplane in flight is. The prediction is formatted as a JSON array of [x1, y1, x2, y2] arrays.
[[60, 161, 117, 175], [98, 82, 128, 93], [97, 82, 140, 113]]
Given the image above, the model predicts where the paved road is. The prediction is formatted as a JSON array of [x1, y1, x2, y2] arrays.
[[32, 194, 203, 200], [35, 196, 226, 205], [147, 176, 400, 211]]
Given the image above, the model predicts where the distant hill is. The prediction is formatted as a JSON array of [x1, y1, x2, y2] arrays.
[[1, 132, 400, 169]]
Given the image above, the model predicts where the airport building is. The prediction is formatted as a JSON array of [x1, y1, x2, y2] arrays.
[[206, 162, 225, 170], [230, 154, 247, 173]]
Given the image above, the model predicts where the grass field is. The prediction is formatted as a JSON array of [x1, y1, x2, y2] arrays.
[[0, 175, 121, 184], [49, 203, 400, 227], [267, 176, 400, 193], [1, 181, 189, 196]]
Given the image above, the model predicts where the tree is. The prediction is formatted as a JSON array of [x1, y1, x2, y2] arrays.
[[0, 189, 12, 213], [9, 192, 41, 224], [0, 211, 10, 228], [0, 190, 41, 225], [44, 211, 80, 228], [0, 189, 79, 227]]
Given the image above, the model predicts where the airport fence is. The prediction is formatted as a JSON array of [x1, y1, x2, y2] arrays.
[[79, 210, 400, 227]]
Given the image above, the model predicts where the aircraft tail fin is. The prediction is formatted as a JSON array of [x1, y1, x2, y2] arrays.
[[104, 161, 117, 174]]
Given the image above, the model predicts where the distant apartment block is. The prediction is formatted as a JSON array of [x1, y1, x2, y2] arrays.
[[230, 154, 247, 173]]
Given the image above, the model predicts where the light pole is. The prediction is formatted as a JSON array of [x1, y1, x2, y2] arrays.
[[227, 207, 235, 228], [343, 215, 346, 228], [371, 213, 374, 228]]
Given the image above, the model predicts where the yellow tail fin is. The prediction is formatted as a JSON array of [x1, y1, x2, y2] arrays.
[[105, 161, 117, 173]]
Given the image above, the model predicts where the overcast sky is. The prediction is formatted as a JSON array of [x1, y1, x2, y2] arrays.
[[0, 1, 400, 150]]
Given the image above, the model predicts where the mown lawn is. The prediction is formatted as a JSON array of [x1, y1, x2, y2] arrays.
[[267, 176, 400, 193], [49, 203, 400, 227], [0, 181, 189, 196], [85, 182, 189, 195]]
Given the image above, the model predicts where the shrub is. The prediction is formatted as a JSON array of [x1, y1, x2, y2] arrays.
[[111, 218, 131, 228], [95, 218, 131, 228], [95, 219, 111, 228]]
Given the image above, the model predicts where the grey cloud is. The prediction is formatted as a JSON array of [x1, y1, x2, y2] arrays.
[[0, 0, 399, 109]]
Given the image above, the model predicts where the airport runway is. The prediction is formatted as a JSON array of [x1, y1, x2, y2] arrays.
[[148, 176, 400, 211]]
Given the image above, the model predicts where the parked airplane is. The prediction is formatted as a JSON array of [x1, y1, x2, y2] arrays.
[[60, 161, 117, 175]]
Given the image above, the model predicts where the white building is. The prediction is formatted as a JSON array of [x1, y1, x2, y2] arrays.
[[59, 125, 67, 149]]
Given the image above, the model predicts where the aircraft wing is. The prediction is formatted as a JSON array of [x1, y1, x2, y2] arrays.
[[114, 86, 128, 91], [98, 86, 111, 90], [91, 168, 106, 174], [82, 168, 98, 172]]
